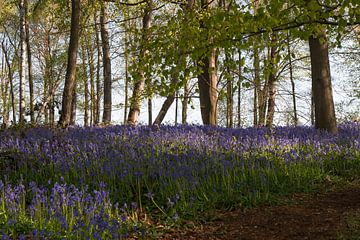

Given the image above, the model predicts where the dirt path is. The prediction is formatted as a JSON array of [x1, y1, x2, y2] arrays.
[[161, 185, 360, 239]]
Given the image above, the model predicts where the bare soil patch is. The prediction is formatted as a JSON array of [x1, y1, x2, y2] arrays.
[[161, 184, 360, 239]]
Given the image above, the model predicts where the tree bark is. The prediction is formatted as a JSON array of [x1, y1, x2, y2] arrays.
[[19, 0, 27, 124], [127, 0, 152, 125], [59, 0, 81, 127], [226, 54, 233, 128], [237, 50, 242, 127], [25, 0, 34, 124], [70, 85, 77, 125], [265, 33, 278, 128], [308, 28, 337, 133], [182, 79, 189, 124], [101, 3, 112, 124], [287, 31, 298, 126], [2, 41, 16, 124], [253, 48, 260, 126], [81, 45, 89, 126], [87, 41, 95, 125], [1, 44, 9, 127], [198, 48, 218, 125]]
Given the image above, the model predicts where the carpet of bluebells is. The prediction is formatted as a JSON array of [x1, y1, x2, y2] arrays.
[[0, 123, 359, 239]]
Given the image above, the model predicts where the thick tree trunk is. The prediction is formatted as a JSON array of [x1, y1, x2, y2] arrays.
[[59, 0, 81, 127], [265, 34, 278, 128], [198, 48, 218, 125], [19, 0, 26, 124], [127, 0, 152, 125], [70, 86, 77, 125], [308, 29, 337, 133], [25, 0, 34, 124], [182, 80, 189, 124], [101, 3, 112, 124]]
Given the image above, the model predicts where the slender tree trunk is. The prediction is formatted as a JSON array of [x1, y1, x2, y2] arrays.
[[94, 12, 101, 125], [59, 0, 81, 127], [253, 48, 259, 126], [153, 85, 176, 125], [2, 42, 16, 124], [1, 47, 9, 127], [19, 0, 27, 124], [123, 34, 129, 124], [81, 45, 89, 126], [226, 54, 233, 128], [148, 98, 152, 125], [25, 0, 34, 124], [87, 42, 95, 126], [265, 34, 279, 128], [101, 3, 112, 124], [237, 50, 242, 127], [287, 31, 298, 126], [309, 28, 337, 133], [127, 0, 152, 125]]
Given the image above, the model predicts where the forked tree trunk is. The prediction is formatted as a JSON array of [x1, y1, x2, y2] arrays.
[[308, 28, 337, 133], [127, 0, 152, 125], [59, 0, 81, 127], [101, 3, 112, 124], [2, 41, 16, 124]]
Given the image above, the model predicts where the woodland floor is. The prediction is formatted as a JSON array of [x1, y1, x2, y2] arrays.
[[159, 181, 360, 240]]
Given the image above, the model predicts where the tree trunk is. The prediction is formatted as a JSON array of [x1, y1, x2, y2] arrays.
[[265, 34, 278, 128], [59, 0, 81, 127], [308, 28, 337, 133], [81, 45, 89, 126], [127, 0, 152, 125], [237, 50, 242, 127], [94, 12, 101, 125], [25, 0, 34, 124], [70, 86, 77, 125], [2, 41, 16, 124], [124, 33, 129, 124], [253, 48, 260, 126], [1, 45, 9, 127], [101, 3, 112, 124], [226, 54, 233, 128], [153, 88, 176, 125], [198, 49, 218, 126], [87, 41, 95, 125], [287, 31, 298, 126], [182, 79, 189, 124], [19, 0, 27, 124]]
